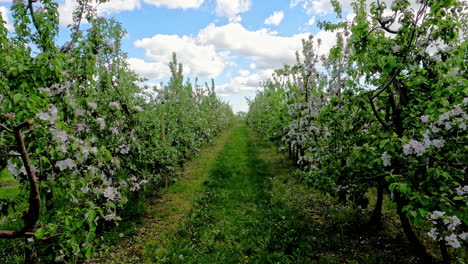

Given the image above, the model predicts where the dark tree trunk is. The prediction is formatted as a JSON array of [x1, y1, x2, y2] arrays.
[[369, 179, 384, 227]]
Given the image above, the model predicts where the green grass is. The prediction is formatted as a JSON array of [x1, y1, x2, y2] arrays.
[[87, 122, 426, 263], [145, 123, 421, 263], [0, 168, 20, 200], [92, 125, 235, 263]]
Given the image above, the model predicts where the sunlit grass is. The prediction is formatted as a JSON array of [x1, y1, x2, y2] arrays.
[[0, 168, 19, 199]]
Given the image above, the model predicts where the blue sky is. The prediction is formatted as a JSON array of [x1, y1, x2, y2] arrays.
[[0, 0, 354, 113]]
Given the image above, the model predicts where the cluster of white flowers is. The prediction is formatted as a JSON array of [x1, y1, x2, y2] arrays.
[[115, 144, 130, 154], [38, 82, 72, 96], [56, 158, 77, 171], [133, 105, 143, 112], [110, 126, 119, 135], [128, 176, 149, 192], [104, 213, 116, 221], [427, 210, 466, 248], [87, 102, 98, 109], [36, 104, 59, 124], [381, 151, 391, 166], [402, 139, 427, 156], [76, 123, 89, 132], [109, 102, 120, 109], [51, 129, 68, 143], [103, 186, 118, 201], [96, 117, 106, 129], [455, 185, 468, 196], [75, 107, 86, 116], [403, 101, 467, 156]]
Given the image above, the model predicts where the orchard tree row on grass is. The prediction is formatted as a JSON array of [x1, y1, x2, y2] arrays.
[[0, 0, 234, 262], [247, 0, 466, 262]]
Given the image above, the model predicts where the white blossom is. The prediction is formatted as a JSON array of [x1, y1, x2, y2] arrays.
[[109, 102, 120, 109], [7, 159, 21, 177], [427, 228, 439, 240], [104, 213, 116, 221], [87, 102, 98, 109], [421, 115, 430, 122], [134, 105, 143, 112], [75, 107, 86, 116], [81, 186, 90, 194], [55, 158, 77, 171], [445, 234, 461, 248], [96, 117, 106, 129], [51, 129, 68, 143], [110, 126, 119, 135], [459, 232, 468, 240], [103, 187, 117, 201], [430, 210, 446, 220], [37, 112, 51, 122]]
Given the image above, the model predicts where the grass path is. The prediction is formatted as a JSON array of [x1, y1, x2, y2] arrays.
[[95, 122, 419, 263], [147, 123, 319, 263]]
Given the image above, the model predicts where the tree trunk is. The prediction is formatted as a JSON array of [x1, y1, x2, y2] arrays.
[[395, 194, 432, 262], [369, 179, 384, 227]]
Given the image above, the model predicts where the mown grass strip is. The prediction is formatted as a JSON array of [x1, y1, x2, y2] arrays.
[[90, 125, 235, 263]]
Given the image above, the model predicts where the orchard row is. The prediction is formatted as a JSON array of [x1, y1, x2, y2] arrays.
[[247, 0, 467, 262], [0, 1, 233, 262]]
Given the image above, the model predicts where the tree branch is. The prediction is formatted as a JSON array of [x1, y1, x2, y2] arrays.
[[369, 94, 390, 131], [0, 121, 40, 239], [376, 0, 398, 34]]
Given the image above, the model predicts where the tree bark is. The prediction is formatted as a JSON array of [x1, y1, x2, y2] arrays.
[[368, 179, 384, 227]]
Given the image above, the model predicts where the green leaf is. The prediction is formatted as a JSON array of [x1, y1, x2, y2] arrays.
[[85, 246, 95, 259], [35, 228, 45, 239], [13, 93, 22, 103]]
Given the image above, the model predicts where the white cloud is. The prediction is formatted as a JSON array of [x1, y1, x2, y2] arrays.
[[98, 0, 141, 15], [290, 0, 422, 16], [58, 0, 141, 27], [198, 23, 309, 69], [133, 34, 229, 79], [306, 16, 316, 25], [0, 6, 11, 30], [143, 0, 204, 9], [217, 68, 274, 94], [290, 0, 350, 15], [58, 0, 205, 28], [127, 58, 169, 80], [215, 0, 251, 21], [264, 11, 284, 26]]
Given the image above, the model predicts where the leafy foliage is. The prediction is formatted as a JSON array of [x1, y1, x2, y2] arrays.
[[0, 1, 234, 262], [247, 0, 467, 262]]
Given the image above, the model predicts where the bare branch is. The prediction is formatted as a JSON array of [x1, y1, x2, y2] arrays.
[[0, 124, 13, 133], [371, 69, 401, 99], [376, 0, 398, 34], [369, 94, 390, 131]]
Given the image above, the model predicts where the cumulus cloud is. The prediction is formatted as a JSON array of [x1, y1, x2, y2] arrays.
[[198, 23, 309, 69], [58, 0, 141, 27], [58, 0, 204, 27], [306, 16, 316, 25], [264, 11, 284, 26], [127, 58, 169, 80], [217, 68, 274, 94], [133, 34, 230, 79], [215, 0, 251, 22], [290, 0, 351, 15], [290, 0, 422, 16], [0, 6, 12, 30], [143, 0, 204, 9]]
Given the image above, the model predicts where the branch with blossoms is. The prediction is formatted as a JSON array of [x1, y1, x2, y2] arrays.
[[0, 120, 40, 238]]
